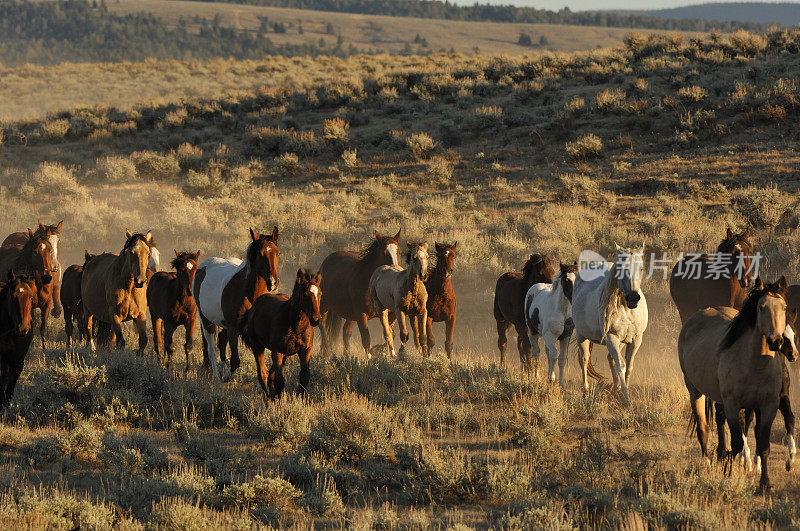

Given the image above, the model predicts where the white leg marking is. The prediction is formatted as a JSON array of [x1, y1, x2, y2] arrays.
[[201, 326, 221, 383], [787, 435, 796, 471]]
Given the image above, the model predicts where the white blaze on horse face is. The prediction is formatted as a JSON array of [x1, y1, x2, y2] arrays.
[[416, 249, 428, 272], [48, 235, 59, 266], [387, 243, 399, 266], [309, 284, 320, 302], [186, 262, 193, 270]]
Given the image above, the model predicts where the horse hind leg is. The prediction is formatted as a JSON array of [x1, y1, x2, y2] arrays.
[[781, 362, 796, 471], [216, 329, 231, 380], [227, 328, 241, 378], [689, 390, 711, 464], [515, 323, 533, 374], [198, 314, 221, 383], [64, 309, 74, 348], [341, 320, 354, 356], [496, 319, 511, 368]]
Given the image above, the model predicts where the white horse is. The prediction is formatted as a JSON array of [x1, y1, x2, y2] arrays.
[[572, 243, 649, 406], [524, 263, 577, 386], [368, 242, 429, 357]]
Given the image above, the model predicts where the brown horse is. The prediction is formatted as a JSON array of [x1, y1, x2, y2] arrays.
[[2, 220, 63, 317], [414, 242, 458, 359], [0, 271, 38, 409], [147, 250, 200, 373], [670, 228, 755, 324], [493, 254, 555, 371], [61, 251, 96, 347], [0, 230, 54, 346], [240, 269, 322, 398], [82, 231, 152, 352], [193, 227, 280, 382], [319, 229, 401, 356]]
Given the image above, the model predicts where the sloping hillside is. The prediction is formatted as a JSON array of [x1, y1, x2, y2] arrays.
[[642, 2, 800, 26]]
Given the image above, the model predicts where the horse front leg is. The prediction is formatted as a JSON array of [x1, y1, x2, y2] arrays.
[[515, 323, 533, 375], [252, 347, 269, 396], [39, 300, 52, 349], [64, 308, 74, 348], [781, 361, 796, 471], [226, 328, 241, 378], [199, 316, 221, 383], [624, 334, 643, 386], [151, 315, 163, 361], [578, 336, 592, 394], [724, 401, 745, 476], [398, 311, 409, 356], [342, 320, 354, 357], [112, 315, 125, 350], [163, 321, 177, 370], [444, 315, 455, 360], [357, 313, 371, 358], [605, 335, 630, 406], [268, 351, 286, 399], [496, 319, 511, 368], [379, 309, 395, 357], [298, 347, 313, 395], [410, 314, 422, 356], [755, 405, 779, 493], [86, 314, 96, 351], [184, 317, 196, 376], [557, 334, 570, 388]]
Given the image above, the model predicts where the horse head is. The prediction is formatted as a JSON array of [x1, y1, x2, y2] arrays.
[[406, 242, 429, 282], [614, 242, 645, 309], [719, 227, 754, 289], [559, 262, 578, 303], [5, 271, 37, 335], [781, 322, 799, 362], [123, 229, 153, 288], [523, 253, 555, 284], [435, 241, 457, 278], [148, 241, 161, 273], [173, 250, 201, 291], [369, 229, 401, 267], [756, 276, 789, 352], [27, 229, 53, 285], [37, 220, 62, 274], [248, 226, 280, 292], [295, 268, 322, 326]]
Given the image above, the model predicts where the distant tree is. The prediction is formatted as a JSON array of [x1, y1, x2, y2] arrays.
[[298, 24, 303, 34], [518, 32, 532, 46], [538, 35, 549, 46], [326, 21, 335, 34]]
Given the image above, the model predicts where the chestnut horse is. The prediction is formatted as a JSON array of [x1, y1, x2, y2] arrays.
[[670, 228, 755, 324], [61, 251, 96, 347], [148, 250, 200, 373], [0, 230, 54, 346], [2, 220, 62, 317], [415, 241, 457, 359], [319, 229, 401, 356], [82, 231, 152, 352], [0, 272, 38, 409], [493, 254, 555, 371], [239, 269, 322, 398], [193, 227, 280, 383]]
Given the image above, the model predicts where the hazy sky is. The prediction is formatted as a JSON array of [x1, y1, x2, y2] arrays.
[[451, 0, 799, 11]]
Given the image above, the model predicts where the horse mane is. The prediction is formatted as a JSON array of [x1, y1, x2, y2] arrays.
[[359, 235, 391, 260], [123, 233, 150, 251], [720, 282, 786, 350], [522, 254, 548, 279], [599, 259, 624, 336], [290, 269, 314, 299]]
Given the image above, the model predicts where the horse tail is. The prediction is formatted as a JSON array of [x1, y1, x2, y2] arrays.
[[238, 308, 253, 350], [586, 357, 606, 383], [687, 396, 714, 436], [95, 321, 114, 348]]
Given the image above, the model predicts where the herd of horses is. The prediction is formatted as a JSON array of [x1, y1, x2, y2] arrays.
[[0, 222, 797, 490]]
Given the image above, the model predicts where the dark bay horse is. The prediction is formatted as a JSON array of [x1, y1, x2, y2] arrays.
[[61, 251, 96, 347], [193, 227, 280, 383], [0, 230, 54, 346], [0, 272, 38, 409], [319, 229, 401, 356], [2, 220, 62, 317], [670, 228, 755, 324], [240, 269, 322, 398], [148, 250, 200, 373], [81, 231, 152, 352], [415, 241, 457, 359], [493, 254, 555, 370]]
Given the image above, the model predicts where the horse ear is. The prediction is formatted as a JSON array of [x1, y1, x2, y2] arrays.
[[779, 276, 788, 291], [38, 220, 45, 231], [125, 229, 132, 240], [145, 230, 152, 243], [195, 250, 201, 260], [754, 277, 764, 290], [249, 228, 258, 241], [613, 242, 621, 251], [85, 250, 91, 261], [374, 230, 382, 240], [726, 227, 733, 239], [174, 249, 180, 257], [742, 227, 751, 239], [27, 228, 33, 239], [314, 272, 322, 283], [393, 229, 401, 241], [296, 268, 304, 280], [56, 220, 63, 232], [272, 226, 279, 241], [452, 241, 458, 250]]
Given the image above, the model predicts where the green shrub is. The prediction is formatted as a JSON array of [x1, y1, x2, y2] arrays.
[[729, 29, 767, 55], [426, 156, 453, 183], [99, 430, 169, 475]]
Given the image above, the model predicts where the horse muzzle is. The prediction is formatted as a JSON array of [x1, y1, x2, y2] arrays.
[[41, 274, 52, 285], [310, 316, 321, 327], [134, 279, 146, 288], [625, 294, 641, 309], [268, 277, 279, 292], [767, 336, 784, 352]]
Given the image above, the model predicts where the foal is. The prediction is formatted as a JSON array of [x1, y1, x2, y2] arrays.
[[0, 272, 38, 409], [61, 251, 96, 346], [369, 242, 429, 357], [147, 251, 200, 373], [240, 269, 322, 398], [524, 263, 577, 386], [415, 242, 457, 359]]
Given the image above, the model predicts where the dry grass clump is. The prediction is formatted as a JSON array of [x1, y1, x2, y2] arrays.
[[730, 184, 791, 229], [340, 148, 358, 168], [40, 119, 71, 141], [21, 162, 86, 200], [406, 132, 436, 159], [595, 88, 626, 112], [678, 85, 708, 103], [129, 150, 180, 180], [729, 29, 768, 55], [566, 134, 603, 159], [276, 152, 301, 174], [426, 156, 453, 183], [92, 156, 138, 183], [322, 117, 350, 144]]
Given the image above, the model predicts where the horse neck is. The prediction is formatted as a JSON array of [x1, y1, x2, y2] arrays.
[[283, 290, 307, 326], [600, 263, 620, 310], [403, 264, 423, 292], [552, 277, 570, 313], [113, 254, 135, 289], [244, 264, 270, 299], [428, 265, 450, 290]]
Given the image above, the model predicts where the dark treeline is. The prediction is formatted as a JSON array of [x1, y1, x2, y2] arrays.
[[0, 0, 359, 66], [187, 0, 775, 32]]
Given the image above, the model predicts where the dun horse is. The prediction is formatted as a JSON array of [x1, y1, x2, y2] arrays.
[[0, 272, 37, 409], [670, 228, 755, 324], [0, 230, 54, 345], [61, 251, 96, 346], [369, 242, 429, 357], [148, 251, 200, 372], [493, 254, 555, 371], [2, 220, 63, 317], [415, 242, 457, 359], [82, 231, 152, 352], [319, 229, 401, 356], [240, 269, 322, 398], [192, 227, 280, 383], [679, 277, 790, 492], [572, 244, 649, 405], [524, 263, 577, 386]]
